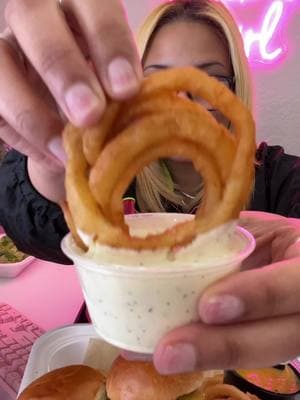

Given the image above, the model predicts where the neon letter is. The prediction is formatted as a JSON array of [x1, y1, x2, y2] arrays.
[[241, 1, 284, 62], [259, 0, 283, 60]]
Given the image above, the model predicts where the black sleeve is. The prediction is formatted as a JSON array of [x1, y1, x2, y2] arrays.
[[0, 150, 71, 264], [250, 142, 300, 218]]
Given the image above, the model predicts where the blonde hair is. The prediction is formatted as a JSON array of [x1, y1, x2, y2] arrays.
[[135, 0, 253, 213]]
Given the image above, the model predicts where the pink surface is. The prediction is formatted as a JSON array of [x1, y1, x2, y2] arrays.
[[0, 258, 84, 331]]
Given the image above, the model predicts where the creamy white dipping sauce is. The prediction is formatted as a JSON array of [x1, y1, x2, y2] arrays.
[[63, 214, 255, 353]]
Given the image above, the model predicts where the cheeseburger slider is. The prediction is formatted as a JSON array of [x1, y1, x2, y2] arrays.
[[106, 356, 204, 399], [17, 365, 106, 400], [18, 356, 204, 400]]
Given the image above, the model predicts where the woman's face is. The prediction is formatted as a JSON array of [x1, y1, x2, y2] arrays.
[[143, 19, 233, 122], [143, 19, 233, 166]]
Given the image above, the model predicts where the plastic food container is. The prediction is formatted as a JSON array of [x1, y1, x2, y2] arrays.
[[18, 324, 114, 396], [19, 324, 300, 399], [0, 234, 35, 278], [62, 213, 255, 353]]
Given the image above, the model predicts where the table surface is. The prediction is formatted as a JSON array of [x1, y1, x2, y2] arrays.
[[0, 258, 84, 331]]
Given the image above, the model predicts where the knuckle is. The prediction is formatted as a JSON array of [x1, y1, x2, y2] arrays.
[[261, 280, 278, 317], [89, 22, 133, 58], [14, 108, 61, 147], [0, 126, 24, 151], [6, 134, 23, 150], [38, 46, 76, 77], [15, 109, 37, 135], [222, 335, 242, 368]]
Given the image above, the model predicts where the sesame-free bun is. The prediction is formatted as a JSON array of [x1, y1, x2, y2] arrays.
[[18, 365, 106, 400], [106, 356, 204, 400]]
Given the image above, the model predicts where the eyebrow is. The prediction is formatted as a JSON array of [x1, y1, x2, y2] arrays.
[[144, 61, 226, 72]]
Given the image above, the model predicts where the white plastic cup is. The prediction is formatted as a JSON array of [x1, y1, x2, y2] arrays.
[[61, 213, 255, 353]]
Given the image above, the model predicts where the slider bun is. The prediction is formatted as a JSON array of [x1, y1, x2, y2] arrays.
[[18, 365, 106, 400], [106, 356, 204, 400]]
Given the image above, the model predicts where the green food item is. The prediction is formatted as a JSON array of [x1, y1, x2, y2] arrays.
[[0, 235, 28, 263]]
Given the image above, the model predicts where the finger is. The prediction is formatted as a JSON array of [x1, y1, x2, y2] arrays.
[[284, 237, 300, 260], [5, 0, 106, 126], [65, 0, 142, 99], [239, 215, 300, 264], [288, 218, 300, 230], [245, 226, 299, 263], [153, 315, 300, 374], [0, 37, 65, 163], [240, 243, 271, 270], [198, 256, 300, 324], [241, 230, 284, 269], [239, 218, 279, 238], [271, 225, 300, 261], [0, 121, 62, 172], [0, 27, 25, 65], [239, 210, 285, 223]]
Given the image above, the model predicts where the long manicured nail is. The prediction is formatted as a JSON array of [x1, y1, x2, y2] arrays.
[[108, 58, 138, 95], [199, 295, 244, 324], [64, 83, 102, 125], [48, 136, 67, 164], [156, 343, 197, 375]]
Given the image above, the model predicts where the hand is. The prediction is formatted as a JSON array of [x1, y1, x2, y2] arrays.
[[124, 212, 300, 374], [0, 0, 142, 202], [239, 211, 300, 267]]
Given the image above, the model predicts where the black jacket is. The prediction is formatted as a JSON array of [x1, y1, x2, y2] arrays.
[[0, 142, 299, 265]]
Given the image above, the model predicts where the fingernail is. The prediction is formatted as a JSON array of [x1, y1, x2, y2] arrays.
[[48, 136, 67, 164], [156, 343, 197, 375], [108, 57, 138, 95], [199, 295, 244, 324], [64, 83, 102, 125]]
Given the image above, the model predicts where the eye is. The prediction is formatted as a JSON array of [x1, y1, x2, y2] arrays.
[[211, 75, 235, 91]]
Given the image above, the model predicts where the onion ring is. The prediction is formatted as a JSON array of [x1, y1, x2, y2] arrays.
[[62, 67, 256, 250]]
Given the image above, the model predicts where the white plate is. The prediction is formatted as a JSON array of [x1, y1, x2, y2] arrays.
[[0, 255, 35, 278], [18, 323, 120, 396], [0, 234, 35, 278]]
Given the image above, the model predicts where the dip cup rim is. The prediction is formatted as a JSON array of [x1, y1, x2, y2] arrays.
[[61, 214, 255, 276]]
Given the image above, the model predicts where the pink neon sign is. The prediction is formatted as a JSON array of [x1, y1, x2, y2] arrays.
[[223, 0, 299, 65]]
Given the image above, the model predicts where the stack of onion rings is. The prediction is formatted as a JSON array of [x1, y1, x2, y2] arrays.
[[62, 67, 256, 250]]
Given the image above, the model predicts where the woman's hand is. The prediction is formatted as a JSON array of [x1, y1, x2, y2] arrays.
[[124, 212, 300, 374], [0, 0, 142, 202]]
